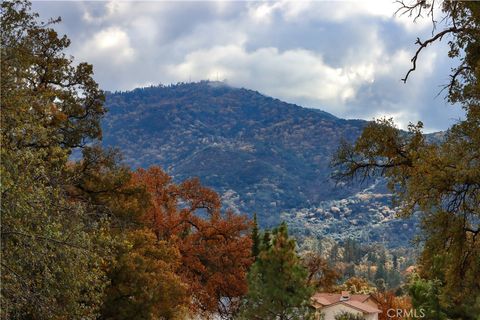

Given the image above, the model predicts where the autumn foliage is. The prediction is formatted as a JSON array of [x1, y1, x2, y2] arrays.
[[374, 291, 412, 320], [303, 252, 340, 292], [133, 166, 253, 316], [341, 276, 376, 294]]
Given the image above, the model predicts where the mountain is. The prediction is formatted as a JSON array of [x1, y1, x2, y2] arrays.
[[102, 81, 417, 247]]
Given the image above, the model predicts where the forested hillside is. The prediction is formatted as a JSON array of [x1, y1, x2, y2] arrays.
[[102, 81, 364, 208], [102, 82, 419, 246]]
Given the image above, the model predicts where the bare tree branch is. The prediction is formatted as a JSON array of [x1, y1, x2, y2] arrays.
[[402, 26, 468, 83]]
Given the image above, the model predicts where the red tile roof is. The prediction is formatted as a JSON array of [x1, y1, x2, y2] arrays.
[[312, 293, 370, 304], [343, 300, 382, 314], [311, 293, 381, 314]]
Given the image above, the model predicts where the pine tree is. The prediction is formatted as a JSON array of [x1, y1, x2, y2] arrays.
[[238, 223, 315, 320], [262, 229, 272, 250], [252, 213, 261, 258]]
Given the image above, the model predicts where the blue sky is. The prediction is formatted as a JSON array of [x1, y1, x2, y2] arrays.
[[33, 1, 464, 132]]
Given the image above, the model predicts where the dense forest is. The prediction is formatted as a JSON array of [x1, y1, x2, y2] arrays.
[[101, 81, 421, 248], [1, 1, 479, 320], [101, 81, 369, 227]]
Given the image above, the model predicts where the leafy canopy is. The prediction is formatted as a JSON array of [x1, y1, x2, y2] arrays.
[[132, 166, 253, 317], [332, 1, 480, 318], [1, 1, 109, 318]]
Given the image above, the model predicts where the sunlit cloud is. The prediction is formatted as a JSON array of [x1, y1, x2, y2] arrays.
[[79, 26, 135, 65]]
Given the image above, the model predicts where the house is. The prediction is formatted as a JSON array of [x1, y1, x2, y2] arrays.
[[404, 265, 417, 274], [311, 291, 381, 320]]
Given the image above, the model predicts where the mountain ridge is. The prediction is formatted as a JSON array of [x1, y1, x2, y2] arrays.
[[102, 81, 417, 247]]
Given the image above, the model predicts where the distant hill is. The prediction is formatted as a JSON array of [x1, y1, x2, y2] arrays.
[[102, 81, 418, 247]]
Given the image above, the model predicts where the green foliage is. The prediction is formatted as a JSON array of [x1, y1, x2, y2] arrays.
[[1, 0, 105, 150], [0, 1, 109, 318], [100, 229, 188, 320], [67, 145, 150, 226], [374, 261, 386, 282], [252, 213, 261, 258], [1, 146, 111, 319], [334, 312, 365, 320], [332, 2, 480, 318], [238, 223, 315, 320], [1, 2, 251, 320], [343, 238, 361, 264], [408, 275, 447, 320]]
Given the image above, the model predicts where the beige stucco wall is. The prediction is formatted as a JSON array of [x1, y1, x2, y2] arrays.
[[364, 313, 378, 320], [316, 304, 379, 320], [319, 304, 362, 320]]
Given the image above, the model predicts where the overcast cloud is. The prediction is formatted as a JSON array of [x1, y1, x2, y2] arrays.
[[33, 1, 464, 132]]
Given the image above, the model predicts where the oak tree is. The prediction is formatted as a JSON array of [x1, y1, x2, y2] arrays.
[[1, 1, 109, 318], [332, 1, 480, 318], [303, 252, 340, 292], [132, 166, 253, 317], [100, 229, 188, 320]]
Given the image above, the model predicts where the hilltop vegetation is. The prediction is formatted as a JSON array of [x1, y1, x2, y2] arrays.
[[102, 81, 421, 247], [103, 81, 365, 213]]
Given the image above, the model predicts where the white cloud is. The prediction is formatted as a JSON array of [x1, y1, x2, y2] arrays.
[[79, 27, 134, 65], [32, 0, 461, 131], [166, 42, 411, 114], [248, 2, 278, 24], [372, 109, 418, 130]]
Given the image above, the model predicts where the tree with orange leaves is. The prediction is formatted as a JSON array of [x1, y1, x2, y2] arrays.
[[374, 291, 412, 320], [303, 252, 340, 292], [133, 166, 253, 317]]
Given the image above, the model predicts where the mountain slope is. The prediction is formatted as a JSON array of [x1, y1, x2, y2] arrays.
[[102, 81, 416, 246]]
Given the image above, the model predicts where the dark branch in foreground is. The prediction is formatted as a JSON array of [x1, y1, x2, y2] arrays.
[[402, 27, 468, 83]]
